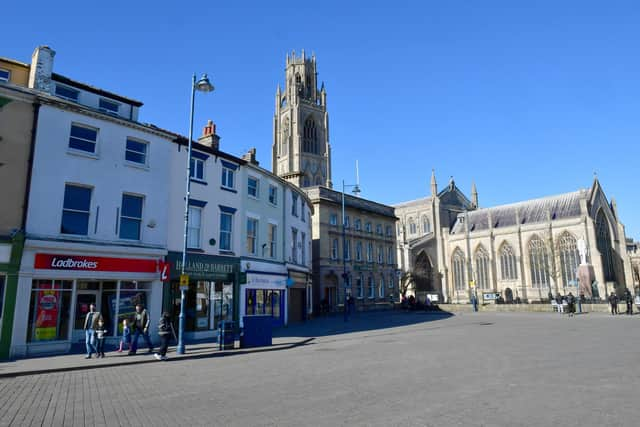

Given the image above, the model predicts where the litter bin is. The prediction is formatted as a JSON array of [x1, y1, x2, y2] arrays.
[[240, 316, 272, 348], [218, 320, 235, 350]]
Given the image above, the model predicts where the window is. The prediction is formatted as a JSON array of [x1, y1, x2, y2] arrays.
[[388, 274, 394, 289], [247, 218, 258, 255], [125, 138, 148, 165], [119, 194, 143, 240], [378, 245, 384, 264], [528, 236, 550, 289], [386, 225, 392, 237], [291, 228, 298, 263], [99, 98, 119, 115], [331, 238, 339, 260], [329, 213, 338, 226], [356, 275, 364, 298], [344, 239, 351, 261], [356, 242, 363, 261], [303, 117, 318, 154], [379, 276, 385, 298], [355, 219, 362, 231], [27, 280, 73, 342], [69, 123, 97, 154], [292, 193, 298, 216], [268, 224, 277, 258], [365, 222, 372, 233], [500, 243, 518, 280], [190, 157, 205, 181], [368, 276, 375, 298], [55, 84, 79, 101], [409, 218, 416, 234], [387, 247, 393, 265], [301, 232, 306, 264], [301, 203, 305, 222], [559, 232, 580, 288], [187, 206, 202, 248], [422, 215, 431, 234], [596, 210, 615, 281], [61, 184, 92, 235], [248, 176, 259, 198], [367, 242, 373, 263], [0, 68, 11, 82], [344, 215, 350, 229], [453, 249, 466, 290], [475, 246, 490, 289], [219, 211, 233, 251], [376, 224, 382, 235], [269, 185, 278, 205], [222, 165, 235, 189]]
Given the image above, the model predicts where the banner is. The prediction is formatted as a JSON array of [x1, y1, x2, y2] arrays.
[[34, 283, 59, 341], [35, 253, 160, 273]]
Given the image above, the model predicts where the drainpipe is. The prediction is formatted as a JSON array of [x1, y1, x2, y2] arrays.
[[22, 102, 41, 230]]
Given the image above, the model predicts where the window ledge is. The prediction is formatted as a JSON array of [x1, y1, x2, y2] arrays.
[[67, 149, 99, 160], [187, 248, 205, 253], [219, 250, 235, 256], [191, 178, 208, 186], [220, 186, 237, 193], [124, 161, 150, 171]]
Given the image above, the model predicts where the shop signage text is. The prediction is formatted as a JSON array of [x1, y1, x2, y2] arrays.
[[35, 254, 160, 273]]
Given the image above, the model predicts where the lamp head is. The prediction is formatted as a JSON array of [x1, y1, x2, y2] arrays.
[[196, 74, 214, 92]]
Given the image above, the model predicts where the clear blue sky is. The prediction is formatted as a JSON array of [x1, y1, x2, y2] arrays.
[[5, 1, 640, 238]]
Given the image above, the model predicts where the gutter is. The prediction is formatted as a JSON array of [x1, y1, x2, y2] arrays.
[[21, 102, 40, 230]]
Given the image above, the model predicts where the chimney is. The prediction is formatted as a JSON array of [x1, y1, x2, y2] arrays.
[[197, 119, 220, 150], [28, 46, 56, 93], [242, 148, 259, 166]]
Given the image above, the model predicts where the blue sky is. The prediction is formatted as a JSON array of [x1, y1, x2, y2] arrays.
[[5, 1, 640, 237]]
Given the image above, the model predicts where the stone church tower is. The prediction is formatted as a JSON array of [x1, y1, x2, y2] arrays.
[[272, 50, 332, 188]]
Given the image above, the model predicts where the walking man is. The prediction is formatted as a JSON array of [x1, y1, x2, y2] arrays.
[[624, 288, 633, 315], [608, 292, 618, 315], [129, 303, 153, 355], [83, 303, 101, 359]]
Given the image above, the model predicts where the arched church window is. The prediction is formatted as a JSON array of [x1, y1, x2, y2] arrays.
[[303, 176, 311, 187], [303, 118, 317, 154], [452, 248, 466, 291], [499, 243, 518, 280], [475, 246, 490, 289], [528, 236, 550, 289], [315, 176, 322, 185], [281, 118, 290, 156], [558, 232, 580, 289], [422, 215, 431, 234], [280, 97, 287, 108], [595, 210, 616, 281], [408, 218, 416, 234]]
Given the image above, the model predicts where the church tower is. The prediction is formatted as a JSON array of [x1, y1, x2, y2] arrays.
[[272, 50, 332, 188]]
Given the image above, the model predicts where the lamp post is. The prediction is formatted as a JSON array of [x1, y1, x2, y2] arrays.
[[341, 179, 360, 317], [178, 73, 214, 355]]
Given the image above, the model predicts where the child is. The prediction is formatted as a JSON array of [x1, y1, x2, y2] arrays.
[[117, 318, 131, 353], [95, 319, 108, 358], [154, 312, 173, 361]]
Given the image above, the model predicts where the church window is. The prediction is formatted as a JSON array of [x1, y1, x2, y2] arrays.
[[595, 210, 616, 281], [452, 249, 466, 291], [409, 218, 416, 234], [475, 246, 490, 289], [528, 236, 550, 289], [303, 118, 318, 154], [303, 176, 310, 187], [500, 243, 518, 280], [422, 215, 431, 233], [559, 232, 580, 289]]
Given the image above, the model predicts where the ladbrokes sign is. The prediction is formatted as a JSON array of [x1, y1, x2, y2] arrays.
[[34, 254, 160, 273]]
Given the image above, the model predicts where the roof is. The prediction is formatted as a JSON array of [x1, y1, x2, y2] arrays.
[[451, 189, 589, 234], [393, 196, 432, 209], [304, 186, 397, 219]]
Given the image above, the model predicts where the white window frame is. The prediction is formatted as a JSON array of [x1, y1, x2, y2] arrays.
[[329, 213, 338, 226], [219, 211, 233, 251], [268, 185, 278, 205], [268, 223, 277, 258], [331, 238, 339, 260], [367, 242, 373, 263], [55, 84, 79, 101], [125, 137, 149, 166], [222, 166, 235, 189], [291, 228, 298, 263], [68, 123, 98, 155], [190, 157, 205, 181], [0, 68, 11, 83], [119, 193, 144, 241], [247, 217, 259, 255], [378, 245, 384, 264], [61, 183, 92, 236], [368, 276, 375, 299], [248, 176, 260, 198], [187, 206, 202, 249], [356, 242, 363, 262], [379, 276, 385, 298], [99, 98, 120, 115]]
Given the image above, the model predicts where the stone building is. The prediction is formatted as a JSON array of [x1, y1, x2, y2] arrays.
[[395, 172, 634, 303]]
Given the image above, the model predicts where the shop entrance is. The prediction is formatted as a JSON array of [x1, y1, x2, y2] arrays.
[[73, 290, 98, 341], [72, 281, 117, 341]]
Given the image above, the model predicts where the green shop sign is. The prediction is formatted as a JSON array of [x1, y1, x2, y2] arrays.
[[167, 252, 240, 281]]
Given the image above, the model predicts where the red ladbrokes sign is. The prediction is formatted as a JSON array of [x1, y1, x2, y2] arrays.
[[34, 254, 160, 273]]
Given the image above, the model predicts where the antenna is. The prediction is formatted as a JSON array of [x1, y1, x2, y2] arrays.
[[353, 160, 361, 197]]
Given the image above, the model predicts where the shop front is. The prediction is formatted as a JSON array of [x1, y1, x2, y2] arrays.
[[12, 246, 165, 358], [165, 252, 240, 341], [287, 270, 311, 323], [241, 272, 287, 328]]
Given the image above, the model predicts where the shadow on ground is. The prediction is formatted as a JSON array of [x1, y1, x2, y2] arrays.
[[273, 310, 454, 339]]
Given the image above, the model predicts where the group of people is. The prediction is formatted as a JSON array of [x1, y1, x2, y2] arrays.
[[83, 303, 175, 361], [608, 289, 635, 315], [554, 292, 577, 317]]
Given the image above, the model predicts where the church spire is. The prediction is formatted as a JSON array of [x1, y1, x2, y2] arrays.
[[471, 181, 478, 209], [430, 169, 437, 197]]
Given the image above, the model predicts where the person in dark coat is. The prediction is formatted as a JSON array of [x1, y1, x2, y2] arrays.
[[608, 292, 618, 315], [624, 288, 633, 315], [566, 292, 576, 317], [154, 312, 173, 361], [556, 293, 564, 314]]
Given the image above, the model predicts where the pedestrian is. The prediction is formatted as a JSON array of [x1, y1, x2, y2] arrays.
[[555, 293, 564, 314], [154, 312, 173, 361], [129, 304, 153, 355], [608, 292, 618, 315], [95, 318, 108, 358], [117, 318, 131, 353], [624, 288, 633, 315], [83, 303, 101, 359], [566, 292, 576, 317]]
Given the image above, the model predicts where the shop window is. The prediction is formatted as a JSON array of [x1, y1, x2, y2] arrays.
[[117, 282, 150, 335], [245, 289, 281, 319], [27, 280, 73, 342]]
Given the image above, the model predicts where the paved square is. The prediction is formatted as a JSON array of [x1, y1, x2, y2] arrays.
[[1, 311, 639, 426]]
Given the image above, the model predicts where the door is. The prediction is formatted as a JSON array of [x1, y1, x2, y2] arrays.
[[73, 291, 99, 341]]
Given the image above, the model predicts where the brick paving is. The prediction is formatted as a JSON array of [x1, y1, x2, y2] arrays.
[[1, 311, 639, 426]]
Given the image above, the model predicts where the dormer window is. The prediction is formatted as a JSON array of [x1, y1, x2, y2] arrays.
[[55, 84, 80, 102], [0, 68, 10, 83], [99, 98, 119, 115]]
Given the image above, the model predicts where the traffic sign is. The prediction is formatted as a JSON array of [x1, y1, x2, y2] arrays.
[[180, 274, 189, 289]]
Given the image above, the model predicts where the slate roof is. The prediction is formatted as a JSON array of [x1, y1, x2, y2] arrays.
[[451, 189, 589, 234]]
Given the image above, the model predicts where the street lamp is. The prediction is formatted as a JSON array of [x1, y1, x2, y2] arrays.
[[178, 73, 214, 355], [341, 179, 360, 315]]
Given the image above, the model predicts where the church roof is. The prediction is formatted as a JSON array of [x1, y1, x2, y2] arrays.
[[451, 188, 589, 234], [393, 196, 432, 208]]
